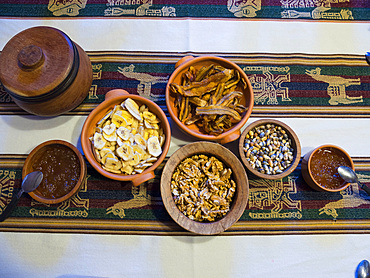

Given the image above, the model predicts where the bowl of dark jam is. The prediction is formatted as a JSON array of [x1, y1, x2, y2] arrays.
[[301, 144, 354, 192], [23, 140, 87, 204]]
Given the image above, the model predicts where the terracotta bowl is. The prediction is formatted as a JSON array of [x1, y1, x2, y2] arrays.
[[239, 119, 301, 180], [165, 55, 254, 144], [301, 144, 354, 192], [161, 141, 249, 235], [22, 140, 87, 204], [81, 89, 171, 186]]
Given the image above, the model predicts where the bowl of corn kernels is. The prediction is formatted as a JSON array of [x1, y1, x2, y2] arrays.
[[238, 119, 301, 180]]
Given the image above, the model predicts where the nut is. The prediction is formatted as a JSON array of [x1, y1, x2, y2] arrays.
[[170, 154, 236, 222]]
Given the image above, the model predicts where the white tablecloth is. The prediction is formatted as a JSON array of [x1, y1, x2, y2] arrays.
[[0, 18, 369, 278]]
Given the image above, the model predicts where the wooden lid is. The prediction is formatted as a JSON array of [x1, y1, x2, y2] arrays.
[[0, 26, 76, 100]]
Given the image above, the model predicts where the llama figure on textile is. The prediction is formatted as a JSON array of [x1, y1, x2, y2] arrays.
[[319, 173, 370, 219], [118, 64, 169, 98], [106, 184, 161, 218], [305, 67, 362, 105]]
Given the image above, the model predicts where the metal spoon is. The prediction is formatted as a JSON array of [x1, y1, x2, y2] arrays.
[[0, 171, 43, 222], [338, 166, 370, 196], [355, 260, 370, 278]]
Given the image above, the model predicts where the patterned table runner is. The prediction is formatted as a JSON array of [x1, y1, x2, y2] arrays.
[[0, 1, 369, 21], [0, 52, 369, 118], [0, 155, 369, 235]]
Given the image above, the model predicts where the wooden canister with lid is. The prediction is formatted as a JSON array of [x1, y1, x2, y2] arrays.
[[0, 26, 92, 117]]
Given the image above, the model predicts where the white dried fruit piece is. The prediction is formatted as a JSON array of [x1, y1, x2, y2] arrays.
[[103, 131, 117, 142], [124, 98, 142, 121], [97, 109, 112, 127], [103, 122, 116, 135], [134, 133, 147, 149], [104, 157, 122, 171], [116, 126, 131, 141], [143, 111, 160, 124], [147, 136, 162, 157], [93, 132, 107, 150], [144, 120, 158, 130], [111, 111, 128, 127], [116, 143, 133, 161], [100, 147, 113, 158]]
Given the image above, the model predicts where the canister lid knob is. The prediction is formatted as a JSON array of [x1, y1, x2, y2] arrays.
[[17, 45, 44, 69]]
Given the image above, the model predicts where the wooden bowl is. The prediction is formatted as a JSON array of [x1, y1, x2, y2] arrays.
[[301, 144, 354, 192], [0, 26, 92, 116], [239, 119, 301, 180], [23, 140, 87, 204], [165, 55, 254, 144], [81, 89, 171, 186], [161, 141, 249, 235]]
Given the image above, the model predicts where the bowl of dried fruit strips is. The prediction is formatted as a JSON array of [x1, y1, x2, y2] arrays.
[[165, 55, 254, 144], [81, 89, 171, 185], [238, 119, 301, 180], [160, 141, 249, 235]]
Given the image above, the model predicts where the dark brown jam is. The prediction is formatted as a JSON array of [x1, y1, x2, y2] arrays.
[[310, 147, 351, 190], [33, 145, 80, 199]]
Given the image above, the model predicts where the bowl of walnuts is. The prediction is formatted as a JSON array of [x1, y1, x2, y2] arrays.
[[160, 141, 249, 235]]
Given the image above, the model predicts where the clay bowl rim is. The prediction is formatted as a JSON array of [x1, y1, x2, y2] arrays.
[[165, 55, 254, 144], [23, 139, 87, 204], [305, 144, 354, 192], [160, 141, 249, 235], [238, 119, 302, 180], [81, 89, 171, 184]]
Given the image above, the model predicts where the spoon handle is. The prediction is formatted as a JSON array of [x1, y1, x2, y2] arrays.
[[0, 189, 23, 222], [359, 181, 370, 196]]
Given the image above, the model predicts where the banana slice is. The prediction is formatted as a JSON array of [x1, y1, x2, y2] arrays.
[[143, 111, 160, 124], [103, 122, 116, 135], [139, 104, 148, 113], [128, 153, 141, 166], [100, 147, 113, 158], [136, 162, 153, 169], [159, 134, 166, 147], [111, 111, 128, 127], [131, 118, 139, 130], [97, 109, 112, 127], [124, 98, 142, 121], [103, 131, 117, 142], [144, 157, 158, 163], [104, 157, 122, 172], [147, 136, 162, 157], [132, 144, 146, 158], [93, 132, 107, 150], [138, 126, 145, 137], [121, 164, 134, 175], [116, 136, 124, 147], [94, 126, 103, 134], [116, 143, 133, 161], [134, 133, 147, 149], [116, 126, 131, 141], [120, 110, 134, 126], [133, 168, 144, 174], [144, 120, 159, 130], [101, 151, 116, 165]]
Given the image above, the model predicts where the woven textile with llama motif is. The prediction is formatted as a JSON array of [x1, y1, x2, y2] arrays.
[[305, 67, 362, 105]]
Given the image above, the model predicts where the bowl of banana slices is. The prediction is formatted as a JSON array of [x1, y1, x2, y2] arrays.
[[81, 89, 171, 186]]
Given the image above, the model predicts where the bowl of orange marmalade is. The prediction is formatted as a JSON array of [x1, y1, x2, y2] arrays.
[[23, 140, 87, 204], [301, 144, 354, 192]]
